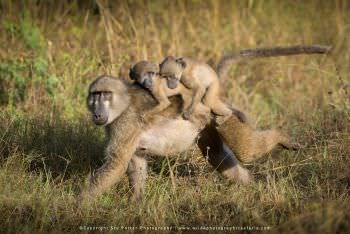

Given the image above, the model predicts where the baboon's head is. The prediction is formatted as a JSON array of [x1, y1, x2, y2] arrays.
[[87, 76, 130, 126], [129, 61, 158, 89], [159, 56, 186, 89]]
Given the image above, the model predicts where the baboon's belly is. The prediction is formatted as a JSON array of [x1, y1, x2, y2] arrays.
[[138, 117, 199, 156]]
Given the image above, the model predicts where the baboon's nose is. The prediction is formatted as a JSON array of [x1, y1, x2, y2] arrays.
[[93, 113, 107, 125]]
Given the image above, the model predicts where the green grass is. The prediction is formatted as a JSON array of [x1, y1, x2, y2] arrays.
[[0, 0, 349, 233]]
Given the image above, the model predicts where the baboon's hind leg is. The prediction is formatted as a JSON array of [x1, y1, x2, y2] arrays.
[[197, 123, 252, 184], [248, 129, 300, 162], [217, 116, 300, 163]]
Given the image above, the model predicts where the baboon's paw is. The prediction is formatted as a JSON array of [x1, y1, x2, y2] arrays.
[[290, 142, 304, 150], [280, 141, 303, 151], [221, 165, 253, 184]]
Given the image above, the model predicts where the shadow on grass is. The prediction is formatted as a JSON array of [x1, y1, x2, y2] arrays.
[[0, 111, 106, 180]]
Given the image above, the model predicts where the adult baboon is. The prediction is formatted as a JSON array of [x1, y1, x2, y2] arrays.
[[80, 75, 298, 202]]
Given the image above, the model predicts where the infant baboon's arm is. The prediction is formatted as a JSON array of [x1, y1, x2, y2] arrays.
[[183, 82, 207, 119], [147, 83, 172, 115]]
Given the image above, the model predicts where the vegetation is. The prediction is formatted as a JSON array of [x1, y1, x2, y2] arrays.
[[0, 0, 349, 233]]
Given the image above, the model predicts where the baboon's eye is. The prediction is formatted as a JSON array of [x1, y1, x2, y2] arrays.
[[103, 92, 112, 99], [92, 92, 101, 99]]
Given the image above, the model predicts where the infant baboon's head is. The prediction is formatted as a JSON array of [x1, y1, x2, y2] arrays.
[[129, 61, 159, 89], [159, 56, 186, 89]]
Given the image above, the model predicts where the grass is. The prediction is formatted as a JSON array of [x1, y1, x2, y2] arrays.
[[0, 0, 349, 233]]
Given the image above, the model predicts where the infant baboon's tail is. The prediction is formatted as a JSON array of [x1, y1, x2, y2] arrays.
[[217, 44, 331, 81]]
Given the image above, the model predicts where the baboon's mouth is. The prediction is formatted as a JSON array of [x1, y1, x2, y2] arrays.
[[167, 80, 178, 89], [142, 80, 152, 89], [93, 116, 108, 126]]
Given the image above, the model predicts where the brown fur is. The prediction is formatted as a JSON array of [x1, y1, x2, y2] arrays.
[[159, 56, 241, 123], [80, 75, 299, 203], [129, 61, 197, 119], [216, 115, 300, 163]]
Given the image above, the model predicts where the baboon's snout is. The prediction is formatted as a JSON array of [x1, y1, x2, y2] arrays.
[[166, 78, 179, 89], [92, 107, 108, 125], [142, 77, 152, 89]]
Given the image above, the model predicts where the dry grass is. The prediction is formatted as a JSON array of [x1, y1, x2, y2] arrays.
[[0, 0, 349, 233]]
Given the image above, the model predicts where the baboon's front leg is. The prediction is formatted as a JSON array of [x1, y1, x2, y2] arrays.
[[80, 155, 132, 203], [127, 154, 148, 200], [80, 123, 140, 204]]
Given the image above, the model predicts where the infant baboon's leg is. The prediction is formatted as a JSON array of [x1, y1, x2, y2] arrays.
[[184, 86, 206, 119], [127, 154, 148, 200], [147, 87, 171, 115], [203, 82, 233, 123], [197, 123, 252, 184]]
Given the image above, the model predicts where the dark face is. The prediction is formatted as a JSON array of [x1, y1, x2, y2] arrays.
[[166, 75, 180, 89], [159, 58, 184, 89], [87, 91, 113, 125], [130, 69, 155, 89]]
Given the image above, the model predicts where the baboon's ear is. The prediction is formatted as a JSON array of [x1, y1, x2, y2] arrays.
[[176, 58, 186, 69], [129, 69, 135, 80], [165, 55, 175, 61]]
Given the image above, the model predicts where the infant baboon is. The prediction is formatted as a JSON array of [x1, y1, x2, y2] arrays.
[[129, 61, 194, 118], [159, 56, 233, 122], [129, 60, 247, 122]]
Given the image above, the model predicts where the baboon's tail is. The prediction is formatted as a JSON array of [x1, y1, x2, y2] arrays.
[[216, 44, 331, 81]]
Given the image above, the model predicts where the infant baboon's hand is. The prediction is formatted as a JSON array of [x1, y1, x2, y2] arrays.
[[140, 112, 150, 123], [142, 111, 157, 124], [182, 108, 193, 120]]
